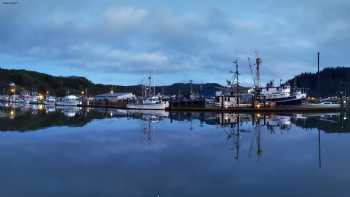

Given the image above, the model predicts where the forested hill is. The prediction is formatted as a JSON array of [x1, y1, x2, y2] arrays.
[[287, 67, 350, 97], [0, 68, 223, 96]]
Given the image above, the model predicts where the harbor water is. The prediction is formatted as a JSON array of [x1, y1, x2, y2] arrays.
[[0, 104, 350, 196]]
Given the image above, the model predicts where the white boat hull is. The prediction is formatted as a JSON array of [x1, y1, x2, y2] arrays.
[[126, 103, 169, 110], [56, 101, 81, 106], [303, 103, 341, 108]]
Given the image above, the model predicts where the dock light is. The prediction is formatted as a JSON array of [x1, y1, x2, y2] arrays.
[[344, 117, 348, 120], [256, 104, 261, 109], [81, 91, 85, 95], [38, 94, 44, 101], [38, 104, 44, 111], [344, 101, 347, 104], [9, 110, 15, 119]]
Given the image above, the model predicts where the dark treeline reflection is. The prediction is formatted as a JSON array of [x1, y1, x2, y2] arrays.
[[0, 103, 349, 133], [2, 103, 350, 197]]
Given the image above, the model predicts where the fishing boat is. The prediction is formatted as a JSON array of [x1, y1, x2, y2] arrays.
[[127, 96, 169, 110], [56, 95, 82, 106], [257, 85, 307, 105], [214, 58, 253, 108], [44, 96, 56, 105], [126, 74, 169, 110], [246, 53, 307, 106]]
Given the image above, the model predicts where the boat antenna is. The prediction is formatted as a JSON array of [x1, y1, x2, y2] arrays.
[[148, 73, 152, 97]]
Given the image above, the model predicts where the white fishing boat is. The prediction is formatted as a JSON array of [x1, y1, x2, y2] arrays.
[[56, 95, 82, 106], [44, 96, 56, 105], [127, 96, 169, 110], [256, 85, 307, 105], [127, 74, 169, 110]]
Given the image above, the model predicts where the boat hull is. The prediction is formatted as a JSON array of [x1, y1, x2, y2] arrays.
[[56, 101, 81, 106], [126, 103, 169, 110], [261, 96, 305, 106]]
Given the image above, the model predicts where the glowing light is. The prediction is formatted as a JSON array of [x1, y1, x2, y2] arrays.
[[9, 110, 15, 119], [38, 94, 44, 100], [38, 104, 44, 111]]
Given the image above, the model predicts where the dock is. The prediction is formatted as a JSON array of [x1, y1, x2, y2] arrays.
[[168, 104, 348, 113]]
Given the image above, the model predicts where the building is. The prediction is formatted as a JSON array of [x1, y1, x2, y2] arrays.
[[94, 92, 135, 102], [215, 88, 252, 108]]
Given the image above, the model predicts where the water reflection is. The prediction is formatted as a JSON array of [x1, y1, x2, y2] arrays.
[[0, 104, 346, 168], [0, 104, 349, 166], [1, 103, 350, 196], [0, 103, 349, 133]]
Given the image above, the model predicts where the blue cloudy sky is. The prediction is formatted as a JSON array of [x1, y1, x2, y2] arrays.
[[0, 0, 349, 85]]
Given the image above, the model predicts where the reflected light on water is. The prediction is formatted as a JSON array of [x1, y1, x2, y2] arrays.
[[9, 109, 15, 119], [0, 103, 349, 196]]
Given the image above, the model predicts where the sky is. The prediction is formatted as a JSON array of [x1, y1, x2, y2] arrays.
[[0, 0, 349, 86]]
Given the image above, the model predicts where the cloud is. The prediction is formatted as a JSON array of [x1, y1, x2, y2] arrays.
[[103, 6, 148, 31], [0, 1, 349, 85]]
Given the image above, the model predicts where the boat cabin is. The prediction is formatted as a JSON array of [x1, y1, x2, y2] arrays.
[[215, 93, 252, 108]]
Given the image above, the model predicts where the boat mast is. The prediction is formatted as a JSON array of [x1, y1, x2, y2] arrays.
[[190, 80, 193, 97], [255, 52, 262, 98], [148, 74, 152, 97], [153, 79, 156, 96], [317, 52, 320, 97], [233, 58, 239, 106]]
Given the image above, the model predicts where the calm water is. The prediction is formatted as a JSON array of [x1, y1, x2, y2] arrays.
[[0, 104, 350, 196]]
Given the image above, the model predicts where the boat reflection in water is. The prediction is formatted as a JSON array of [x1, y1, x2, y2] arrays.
[[56, 106, 83, 118], [0, 104, 349, 167], [0, 104, 348, 133], [1, 103, 350, 196]]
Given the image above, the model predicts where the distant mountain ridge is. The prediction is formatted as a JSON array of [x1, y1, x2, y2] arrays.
[[0, 67, 224, 97], [1, 66, 349, 98]]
